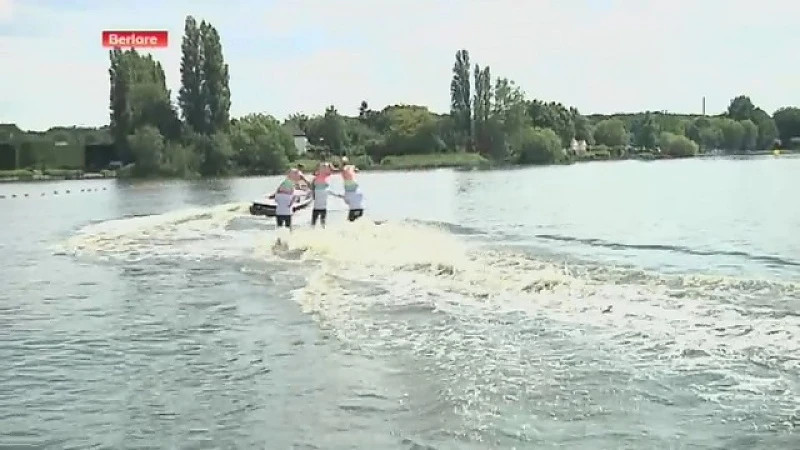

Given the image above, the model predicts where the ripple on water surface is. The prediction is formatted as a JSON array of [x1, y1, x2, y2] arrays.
[[2, 201, 797, 448]]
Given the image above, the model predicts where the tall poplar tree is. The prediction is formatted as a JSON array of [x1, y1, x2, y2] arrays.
[[200, 21, 231, 135], [179, 15, 205, 134], [449, 49, 472, 151]]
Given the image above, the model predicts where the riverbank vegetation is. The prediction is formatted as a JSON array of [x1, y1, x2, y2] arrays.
[[3, 16, 800, 180]]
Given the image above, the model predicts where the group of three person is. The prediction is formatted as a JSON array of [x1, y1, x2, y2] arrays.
[[273, 157, 364, 230]]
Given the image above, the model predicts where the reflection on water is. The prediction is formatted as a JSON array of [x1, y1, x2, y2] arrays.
[[184, 178, 237, 206]]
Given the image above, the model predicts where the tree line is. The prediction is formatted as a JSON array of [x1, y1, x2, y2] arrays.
[[106, 19, 800, 178]]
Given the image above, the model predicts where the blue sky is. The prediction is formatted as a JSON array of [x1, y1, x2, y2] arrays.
[[1, 0, 799, 131]]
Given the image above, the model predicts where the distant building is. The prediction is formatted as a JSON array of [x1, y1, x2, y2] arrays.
[[283, 123, 309, 155], [293, 133, 309, 155], [570, 138, 588, 156]]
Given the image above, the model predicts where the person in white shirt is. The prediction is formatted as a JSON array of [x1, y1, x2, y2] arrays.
[[273, 191, 294, 230], [311, 188, 328, 227], [310, 162, 334, 228], [343, 189, 364, 222]]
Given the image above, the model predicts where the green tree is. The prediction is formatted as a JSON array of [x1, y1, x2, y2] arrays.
[[229, 113, 294, 174], [294, 114, 326, 154], [432, 114, 461, 153], [200, 21, 231, 135], [178, 16, 205, 133], [527, 100, 575, 147], [128, 81, 181, 140], [492, 78, 528, 132], [319, 106, 349, 155], [369, 106, 445, 161], [772, 107, 800, 147], [355, 101, 382, 131], [512, 127, 565, 165], [344, 117, 381, 157], [592, 119, 628, 147], [162, 141, 198, 177], [740, 119, 758, 151], [751, 109, 779, 150], [449, 49, 472, 150], [656, 114, 688, 135], [108, 49, 179, 164], [472, 64, 493, 156], [570, 107, 593, 144], [195, 132, 233, 177], [286, 113, 311, 135], [726, 95, 756, 121], [632, 112, 659, 149], [685, 117, 721, 150], [715, 118, 744, 152], [490, 77, 529, 160], [128, 125, 165, 176], [659, 132, 698, 157], [108, 49, 132, 160], [698, 127, 722, 150], [177, 16, 230, 136]]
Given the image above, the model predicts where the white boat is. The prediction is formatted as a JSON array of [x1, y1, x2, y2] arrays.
[[249, 189, 313, 217]]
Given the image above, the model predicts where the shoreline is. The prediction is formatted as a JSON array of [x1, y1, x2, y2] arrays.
[[0, 151, 793, 184], [0, 172, 114, 183]]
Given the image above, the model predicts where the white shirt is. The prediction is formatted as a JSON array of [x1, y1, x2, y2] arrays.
[[313, 190, 329, 209], [344, 191, 363, 209], [274, 193, 294, 216]]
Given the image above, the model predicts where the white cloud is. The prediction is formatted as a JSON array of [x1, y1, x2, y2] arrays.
[[2, 0, 799, 131]]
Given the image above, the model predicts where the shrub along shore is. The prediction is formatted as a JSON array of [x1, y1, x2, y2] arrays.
[[1, 147, 792, 183]]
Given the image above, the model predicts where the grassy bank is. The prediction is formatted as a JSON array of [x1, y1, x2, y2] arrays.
[[378, 153, 489, 170], [294, 152, 490, 172], [574, 150, 658, 161], [0, 169, 116, 182], [296, 150, 662, 172], [295, 149, 701, 171]]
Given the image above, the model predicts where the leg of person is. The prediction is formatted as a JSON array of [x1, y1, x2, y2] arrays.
[[320, 209, 327, 228], [347, 209, 364, 222], [276, 215, 287, 228], [286, 214, 292, 231], [311, 209, 322, 227]]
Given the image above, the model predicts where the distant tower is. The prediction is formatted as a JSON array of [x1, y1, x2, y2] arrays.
[[702, 96, 706, 116]]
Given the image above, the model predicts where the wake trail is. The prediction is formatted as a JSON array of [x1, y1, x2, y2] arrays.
[[60, 204, 800, 426]]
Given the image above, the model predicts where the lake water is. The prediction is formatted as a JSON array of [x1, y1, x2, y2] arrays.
[[1, 156, 798, 449]]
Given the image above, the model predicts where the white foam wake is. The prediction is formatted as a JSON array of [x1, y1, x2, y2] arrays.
[[61, 205, 800, 412]]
